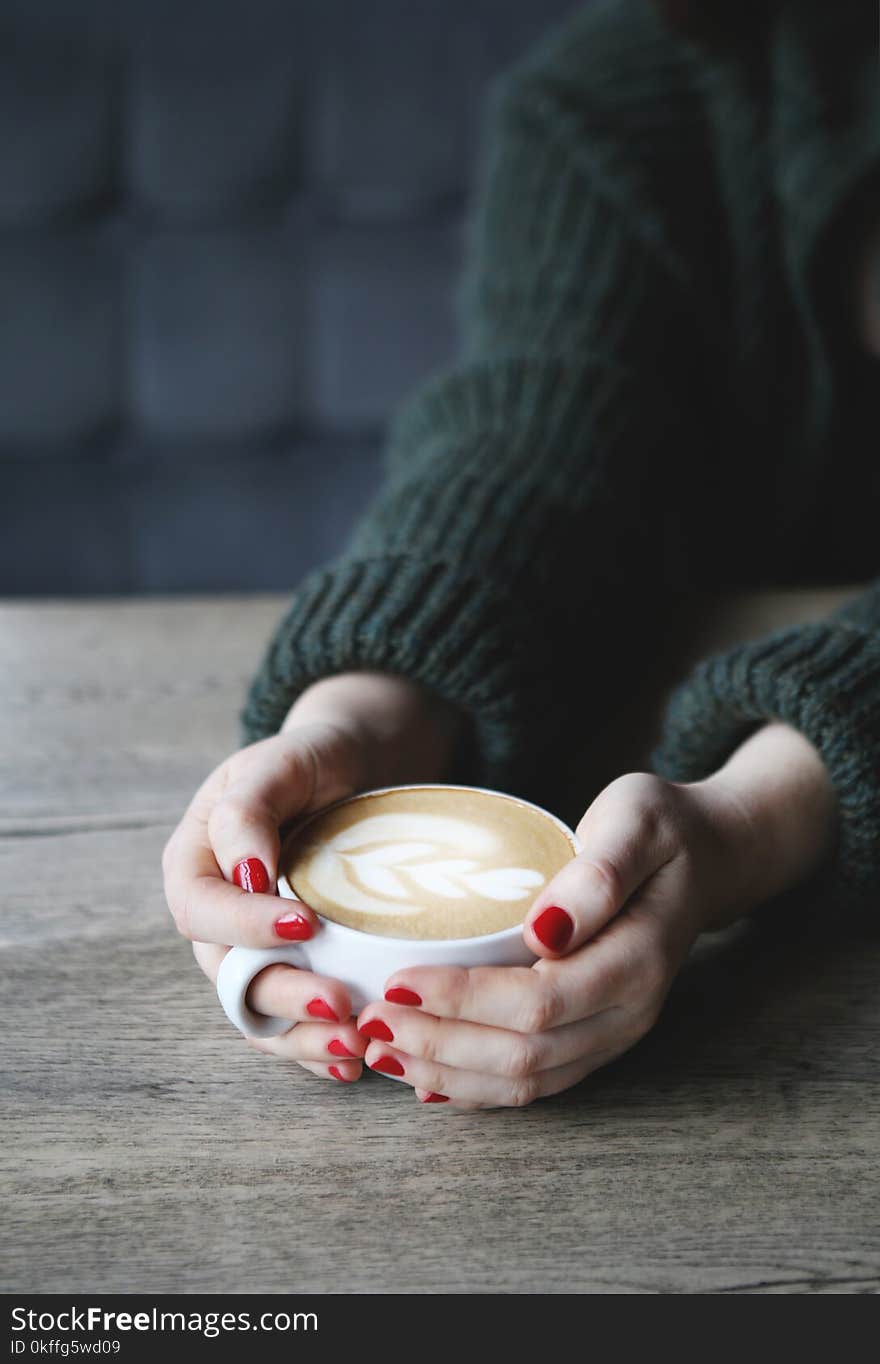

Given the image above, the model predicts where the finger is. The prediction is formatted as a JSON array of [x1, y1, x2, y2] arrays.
[[195, 943, 362, 1056], [247, 1047, 363, 1085], [385, 909, 665, 1032], [244, 1019, 365, 1064], [165, 823, 319, 946], [365, 1044, 622, 1108], [413, 1088, 460, 1107], [358, 1000, 625, 1079], [246, 963, 356, 1027], [192, 939, 228, 984], [413, 1087, 485, 1110], [524, 773, 677, 958], [207, 727, 356, 890], [305, 1059, 363, 1084]]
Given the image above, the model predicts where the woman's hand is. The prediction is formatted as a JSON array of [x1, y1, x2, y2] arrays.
[[357, 726, 837, 1108], [162, 669, 467, 1085]]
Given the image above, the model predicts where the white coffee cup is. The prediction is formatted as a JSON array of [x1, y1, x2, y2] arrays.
[[216, 783, 581, 1039]]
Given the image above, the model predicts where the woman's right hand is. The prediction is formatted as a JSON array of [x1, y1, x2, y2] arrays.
[[162, 670, 467, 1084]]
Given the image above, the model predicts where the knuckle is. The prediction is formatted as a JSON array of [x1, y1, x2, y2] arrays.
[[601, 771, 666, 813], [443, 967, 473, 1020], [588, 955, 618, 1002], [517, 979, 562, 1036], [422, 1066, 447, 1097], [173, 890, 196, 941], [417, 1027, 440, 1064], [508, 1075, 539, 1108], [505, 1036, 541, 1080], [581, 856, 624, 917], [577, 772, 679, 849], [627, 785, 671, 844], [275, 741, 312, 790], [209, 793, 266, 841]]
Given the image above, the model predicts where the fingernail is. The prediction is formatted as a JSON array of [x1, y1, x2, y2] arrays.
[[359, 1018, 394, 1042], [329, 1065, 355, 1083], [274, 913, 313, 941], [371, 1054, 405, 1076], [385, 987, 423, 1007], [233, 858, 270, 893], [307, 997, 340, 1023], [328, 1039, 357, 1058], [421, 1092, 449, 1103], [532, 904, 574, 952]]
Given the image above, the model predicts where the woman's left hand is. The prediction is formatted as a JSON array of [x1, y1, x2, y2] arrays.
[[356, 771, 758, 1108]]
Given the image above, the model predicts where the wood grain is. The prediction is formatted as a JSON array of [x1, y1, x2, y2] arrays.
[[1, 592, 878, 1295]]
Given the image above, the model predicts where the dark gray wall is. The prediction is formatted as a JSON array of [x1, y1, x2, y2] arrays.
[[0, 0, 579, 594]]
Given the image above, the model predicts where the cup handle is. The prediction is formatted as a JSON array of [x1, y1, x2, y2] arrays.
[[215, 944, 310, 1039]]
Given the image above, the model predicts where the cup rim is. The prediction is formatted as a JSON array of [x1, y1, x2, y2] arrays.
[[276, 782, 581, 949]]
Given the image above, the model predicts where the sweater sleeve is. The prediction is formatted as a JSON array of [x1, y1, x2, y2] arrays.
[[241, 65, 706, 805], [651, 582, 880, 917]]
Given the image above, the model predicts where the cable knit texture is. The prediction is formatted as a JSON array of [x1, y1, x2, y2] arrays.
[[652, 589, 880, 918], [243, 0, 880, 905]]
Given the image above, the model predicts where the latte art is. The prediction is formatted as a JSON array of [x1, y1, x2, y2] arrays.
[[310, 812, 546, 915], [282, 786, 577, 939]]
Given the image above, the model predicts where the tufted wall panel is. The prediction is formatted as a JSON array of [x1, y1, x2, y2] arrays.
[[0, 0, 578, 593]]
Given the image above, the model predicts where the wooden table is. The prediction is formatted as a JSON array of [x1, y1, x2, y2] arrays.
[[2, 592, 879, 1295]]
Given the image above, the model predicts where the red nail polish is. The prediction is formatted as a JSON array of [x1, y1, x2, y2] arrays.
[[307, 997, 340, 1023], [329, 1065, 355, 1083], [328, 1039, 356, 1058], [385, 987, 423, 1007], [274, 914, 313, 941], [233, 858, 270, 893], [421, 1092, 449, 1103], [359, 1018, 394, 1042], [532, 904, 574, 952], [371, 1054, 405, 1076]]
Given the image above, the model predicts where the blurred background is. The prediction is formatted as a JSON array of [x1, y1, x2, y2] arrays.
[[1, 0, 578, 595]]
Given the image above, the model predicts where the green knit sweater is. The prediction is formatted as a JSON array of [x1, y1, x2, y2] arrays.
[[243, 0, 880, 916]]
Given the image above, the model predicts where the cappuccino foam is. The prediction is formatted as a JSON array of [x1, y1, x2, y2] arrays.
[[282, 786, 576, 940]]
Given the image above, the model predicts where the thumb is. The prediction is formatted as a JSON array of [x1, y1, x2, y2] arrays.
[[523, 775, 674, 959], [209, 724, 358, 900]]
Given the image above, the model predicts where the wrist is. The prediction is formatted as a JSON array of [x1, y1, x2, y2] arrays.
[[695, 722, 837, 929], [281, 671, 469, 789], [686, 773, 764, 933]]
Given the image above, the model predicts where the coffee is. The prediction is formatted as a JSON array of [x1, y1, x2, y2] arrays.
[[219, 785, 582, 1036], [282, 785, 576, 940]]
